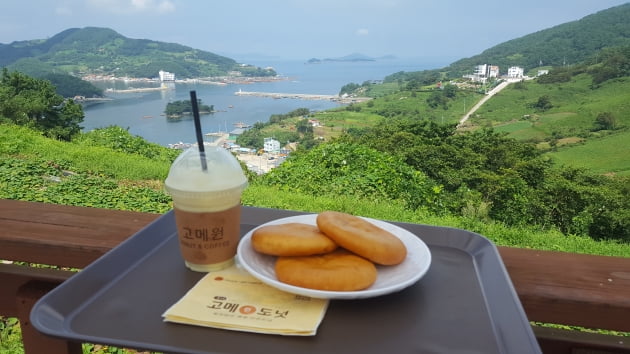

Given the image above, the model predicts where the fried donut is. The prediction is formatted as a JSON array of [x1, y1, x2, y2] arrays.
[[251, 222, 338, 256], [316, 211, 407, 265], [275, 249, 377, 291]]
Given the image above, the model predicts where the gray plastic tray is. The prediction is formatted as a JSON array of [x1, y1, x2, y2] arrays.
[[31, 207, 541, 354]]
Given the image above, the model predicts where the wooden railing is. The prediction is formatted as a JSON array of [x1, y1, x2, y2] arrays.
[[1, 199, 629, 354]]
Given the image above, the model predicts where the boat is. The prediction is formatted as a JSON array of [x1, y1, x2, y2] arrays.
[[233, 122, 251, 128]]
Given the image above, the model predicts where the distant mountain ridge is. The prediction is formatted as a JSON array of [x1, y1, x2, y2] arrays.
[[0, 27, 275, 79], [307, 53, 378, 64]]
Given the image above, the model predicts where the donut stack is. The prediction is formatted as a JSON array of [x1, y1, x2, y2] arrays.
[[251, 211, 407, 291]]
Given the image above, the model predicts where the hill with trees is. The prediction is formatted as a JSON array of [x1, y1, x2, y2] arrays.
[[0, 27, 276, 79], [0, 27, 277, 97], [0, 68, 84, 140], [446, 3, 630, 77]]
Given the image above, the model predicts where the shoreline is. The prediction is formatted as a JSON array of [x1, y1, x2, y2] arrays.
[[234, 90, 371, 104], [82, 74, 289, 87]]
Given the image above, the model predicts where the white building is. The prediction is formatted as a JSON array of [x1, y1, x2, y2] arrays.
[[467, 64, 500, 82], [159, 70, 175, 82], [508, 66, 524, 78], [263, 137, 280, 152]]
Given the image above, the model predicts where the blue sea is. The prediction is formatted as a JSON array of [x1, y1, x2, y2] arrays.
[[82, 58, 445, 146]]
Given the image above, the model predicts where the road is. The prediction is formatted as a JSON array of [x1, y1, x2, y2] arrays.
[[457, 80, 512, 128]]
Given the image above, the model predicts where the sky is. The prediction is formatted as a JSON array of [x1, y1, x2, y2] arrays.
[[1, 0, 628, 62]]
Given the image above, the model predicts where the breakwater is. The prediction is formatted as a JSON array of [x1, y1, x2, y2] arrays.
[[234, 90, 371, 104]]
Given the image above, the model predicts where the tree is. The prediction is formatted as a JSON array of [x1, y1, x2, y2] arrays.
[[339, 83, 361, 96], [443, 84, 457, 98], [164, 99, 213, 117], [0, 69, 84, 140], [530, 95, 553, 111], [260, 142, 441, 211], [295, 118, 313, 134], [426, 90, 447, 109], [593, 112, 617, 131]]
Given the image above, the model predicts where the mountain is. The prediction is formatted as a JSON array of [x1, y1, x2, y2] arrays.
[[307, 53, 377, 64], [0, 27, 275, 79], [446, 3, 630, 76]]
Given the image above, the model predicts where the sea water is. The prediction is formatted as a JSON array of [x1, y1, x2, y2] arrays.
[[82, 58, 445, 146]]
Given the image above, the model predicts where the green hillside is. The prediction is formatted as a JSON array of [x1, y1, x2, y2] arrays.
[[0, 27, 275, 86], [447, 3, 630, 76], [1, 122, 628, 257], [0, 27, 276, 97], [548, 131, 630, 176]]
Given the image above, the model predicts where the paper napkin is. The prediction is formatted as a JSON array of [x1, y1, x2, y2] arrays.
[[162, 266, 329, 336]]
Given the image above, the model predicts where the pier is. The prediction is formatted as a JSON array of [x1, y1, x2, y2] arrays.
[[105, 86, 169, 94], [234, 90, 371, 103]]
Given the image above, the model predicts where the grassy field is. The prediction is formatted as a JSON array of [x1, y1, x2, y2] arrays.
[[466, 74, 630, 175], [547, 130, 630, 176], [472, 75, 630, 139]]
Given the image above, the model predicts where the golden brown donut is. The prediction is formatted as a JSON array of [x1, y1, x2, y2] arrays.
[[275, 249, 377, 291], [316, 211, 407, 265], [251, 222, 338, 256]]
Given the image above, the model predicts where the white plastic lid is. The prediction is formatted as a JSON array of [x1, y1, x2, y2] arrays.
[[164, 146, 248, 197]]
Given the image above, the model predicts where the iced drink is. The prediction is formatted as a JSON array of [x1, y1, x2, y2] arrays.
[[165, 146, 248, 272]]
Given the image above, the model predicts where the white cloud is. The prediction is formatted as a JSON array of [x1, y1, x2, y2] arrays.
[[356, 28, 369, 36], [87, 0, 175, 14]]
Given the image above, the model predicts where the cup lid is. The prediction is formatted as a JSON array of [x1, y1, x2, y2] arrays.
[[165, 147, 248, 193]]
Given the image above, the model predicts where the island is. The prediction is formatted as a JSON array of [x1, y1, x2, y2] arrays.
[[165, 99, 214, 119]]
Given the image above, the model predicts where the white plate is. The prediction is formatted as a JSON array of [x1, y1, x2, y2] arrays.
[[236, 214, 431, 299]]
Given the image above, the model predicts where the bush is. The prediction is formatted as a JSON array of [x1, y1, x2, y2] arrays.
[[259, 142, 441, 211]]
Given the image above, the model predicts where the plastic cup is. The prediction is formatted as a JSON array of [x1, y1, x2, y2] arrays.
[[165, 146, 248, 272]]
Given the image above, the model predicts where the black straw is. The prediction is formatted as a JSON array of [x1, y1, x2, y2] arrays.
[[190, 90, 207, 171]]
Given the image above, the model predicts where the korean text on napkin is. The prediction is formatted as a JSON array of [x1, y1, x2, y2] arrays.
[[162, 266, 329, 336]]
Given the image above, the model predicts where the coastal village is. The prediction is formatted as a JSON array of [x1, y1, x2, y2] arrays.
[[111, 64, 545, 175], [168, 126, 295, 175]]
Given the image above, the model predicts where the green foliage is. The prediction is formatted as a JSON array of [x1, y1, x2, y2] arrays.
[[243, 185, 630, 257], [42, 73, 103, 97], [164, 99, 213, 117], [0, 156, 172, 212], [426, 90, 448, 109], [0, 27, 274, 79], [588, 45, 630, 85], [477, 73, 630, 146], [75, 126, 181, 162], [0, 317, 22, 353], [6, 58, 103, 97], [446, 3, 630, 76], [536, 67, 574, 84], [530, 95, 553, 111], [339, 82, 360, 95], [236, 108, 312, 150], [0, 69, 84, 140], [385, 69, 442, 87], [268, 108, 310, 124], [0, 124, 174, 181], [547, 130, 630, 176], [235, 65, 277, 77], [259, 142, 441, 211], [335, 118, 630, 241], [593, 112, 618, 131]]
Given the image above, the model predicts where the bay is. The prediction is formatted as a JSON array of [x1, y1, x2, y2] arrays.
[[82, 58, 444, 146]]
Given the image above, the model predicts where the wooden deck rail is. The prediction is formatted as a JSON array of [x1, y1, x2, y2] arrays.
[[1, 199, 629, 353]]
